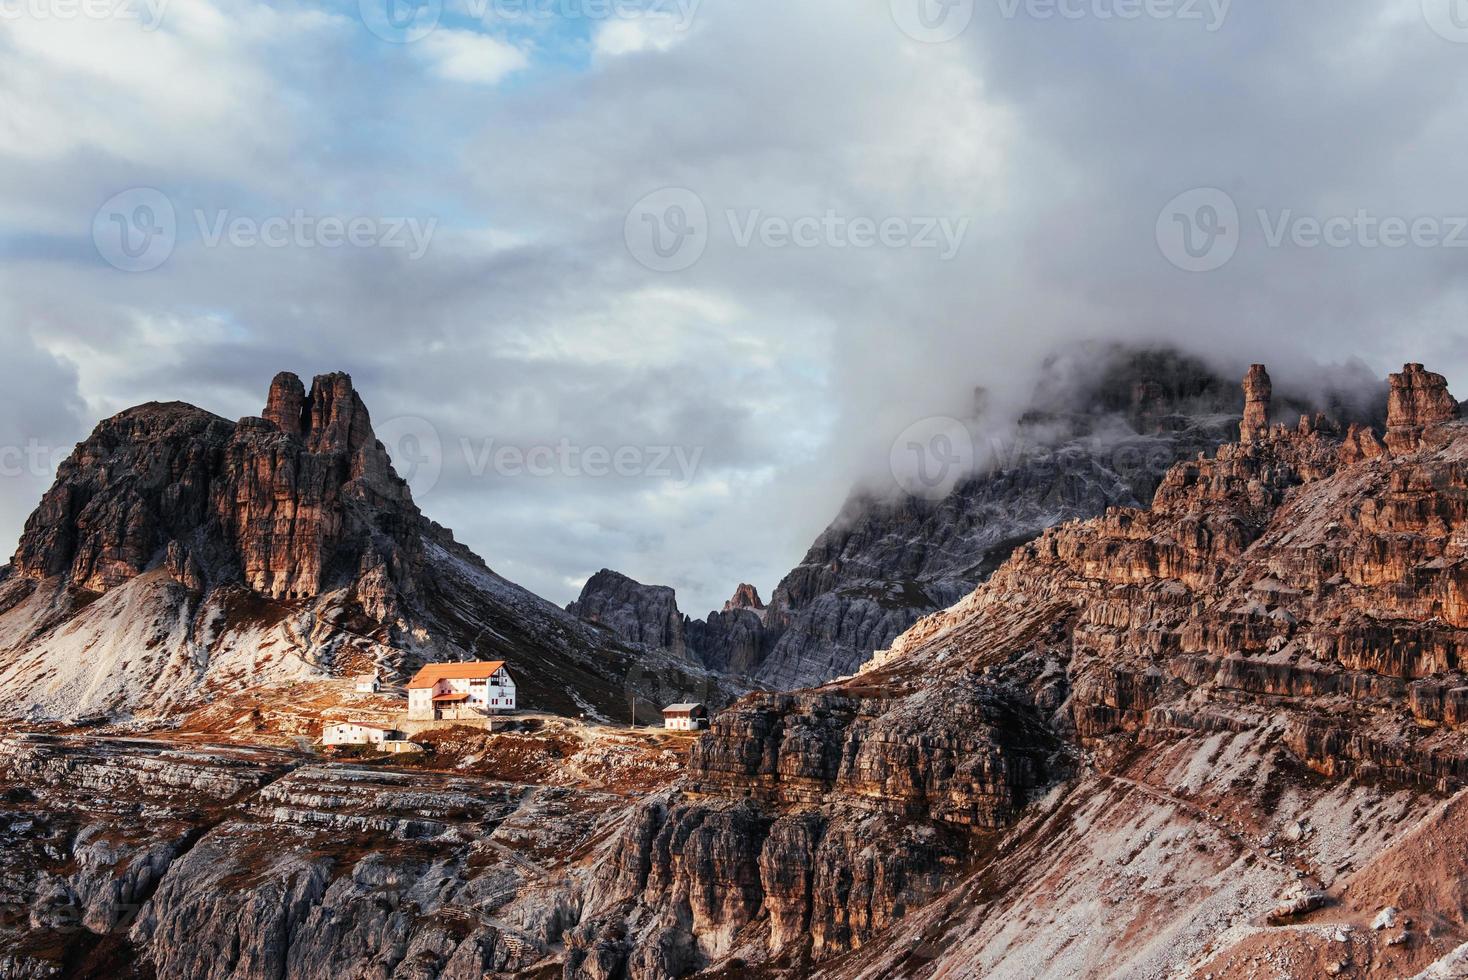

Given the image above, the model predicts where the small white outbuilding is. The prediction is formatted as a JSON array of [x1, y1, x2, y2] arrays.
[[322, 722, 394, 747], [662, 703, 709, 731]]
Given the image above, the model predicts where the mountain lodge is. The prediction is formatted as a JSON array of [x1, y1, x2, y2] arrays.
[[407, 661, 517, 721]]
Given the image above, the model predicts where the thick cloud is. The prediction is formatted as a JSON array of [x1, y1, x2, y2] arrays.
[[1, 0, 1465, 612]]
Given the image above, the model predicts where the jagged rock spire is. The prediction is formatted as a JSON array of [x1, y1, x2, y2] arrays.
[[264, 371, 376, 456], [1385, 363, 1460, 454], [724, 583, 765, 613], [1241, 364, 1272, 442], [264, 372, 307, 436]]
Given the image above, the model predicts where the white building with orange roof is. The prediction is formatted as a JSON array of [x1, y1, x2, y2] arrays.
[[406, 661, 516, 721]]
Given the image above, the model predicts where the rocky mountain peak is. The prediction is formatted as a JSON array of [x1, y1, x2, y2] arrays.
[[723, 583, 765, 613], [262, 370, 377, 457], [9, 370, 420, 605], [1, 373, 725, 723], [1386, 361, 1460, 453], [263, 371, 307, 436], [567, 569, 687, 658]]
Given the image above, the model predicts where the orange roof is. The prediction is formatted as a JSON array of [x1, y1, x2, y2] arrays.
[[407, 661, 507, 690], [432, 693, 470, 703]]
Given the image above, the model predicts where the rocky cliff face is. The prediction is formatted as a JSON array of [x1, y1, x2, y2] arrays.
[[568, 575, 772, 676], [1385, 362, 1460, 453], [568, 570, 688, 659], [3, 359, 1467, 980], [0, 373, 722, 723], [12, 371, 417, 614], [554, 359, 1468, 978]]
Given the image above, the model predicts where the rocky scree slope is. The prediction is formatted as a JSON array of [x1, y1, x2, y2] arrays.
[[0, 372, 718, 722], [0, 729, 669, 979]]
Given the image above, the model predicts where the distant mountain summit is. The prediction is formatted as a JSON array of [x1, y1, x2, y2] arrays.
[[571, 345, 1376, 689], [0, 372, 717, 721]]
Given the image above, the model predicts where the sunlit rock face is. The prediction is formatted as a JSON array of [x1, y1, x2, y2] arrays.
[[8, 358, 1468, 980], [557, 359, 1468, 979], [1385, 362, 1460, 453]]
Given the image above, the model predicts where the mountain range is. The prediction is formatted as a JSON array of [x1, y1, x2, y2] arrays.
[[3, 353, 1468, 978]]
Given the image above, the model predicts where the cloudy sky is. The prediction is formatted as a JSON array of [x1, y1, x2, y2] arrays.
[[2, 0, 1467, 613]]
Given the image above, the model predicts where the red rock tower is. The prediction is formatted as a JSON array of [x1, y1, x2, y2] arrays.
[[263, 371, 307, 436], [1385, 363, 1460, 453], [1241, 364, 1272, 443]]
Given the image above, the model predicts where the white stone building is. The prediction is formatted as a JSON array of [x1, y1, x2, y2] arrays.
[[662, 703, 709, 731], [406, 661, 516, 721], [322, 722, 394, 747]]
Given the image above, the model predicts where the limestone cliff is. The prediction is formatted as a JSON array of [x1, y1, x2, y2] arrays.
[[558, 359, 1468, 978], [0, 373, 720, 722], [5, 358, 1468, 980]]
